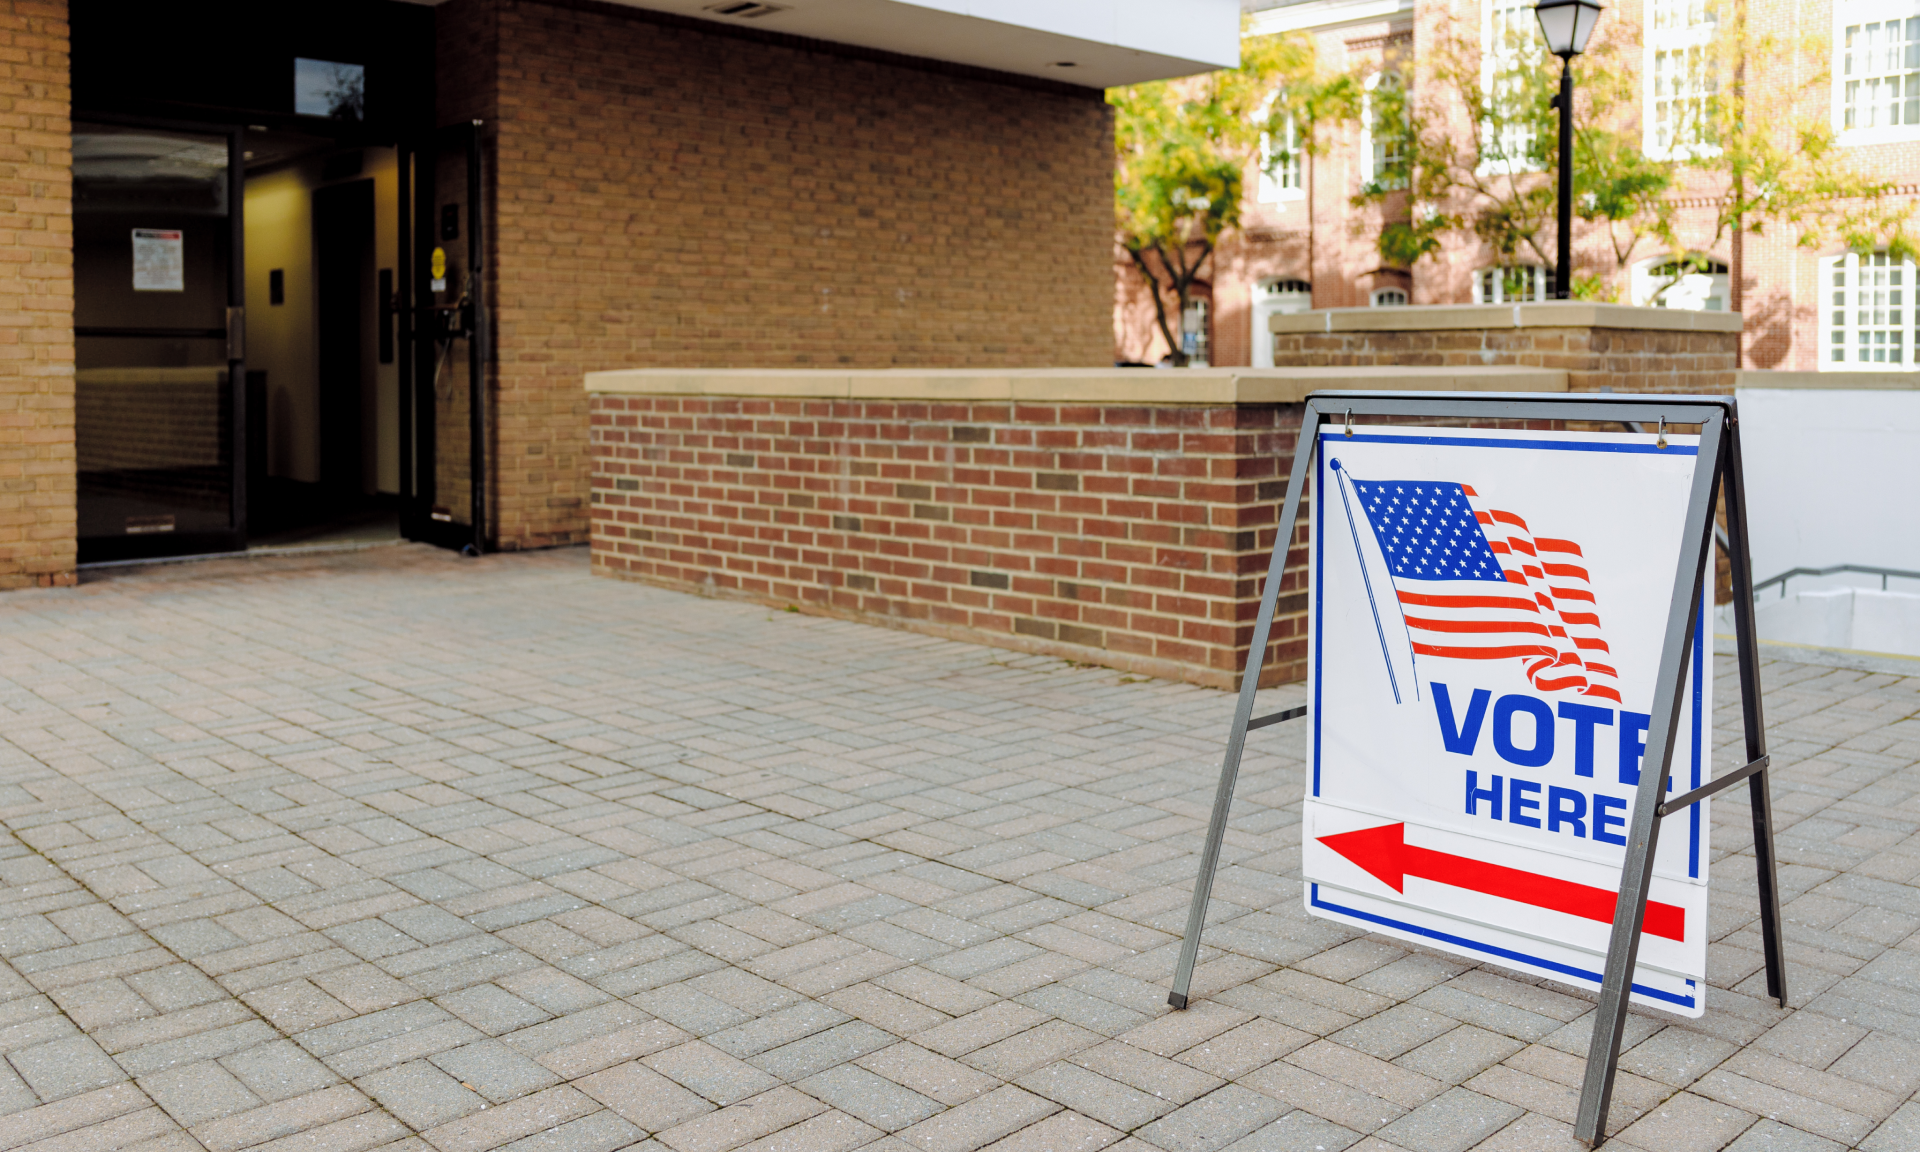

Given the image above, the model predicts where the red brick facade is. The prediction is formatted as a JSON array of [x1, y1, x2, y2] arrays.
[[0, 0, 71, 589], [437, 0, 1118, 553]]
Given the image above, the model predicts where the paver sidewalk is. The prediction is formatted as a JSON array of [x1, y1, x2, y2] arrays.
[[0, 544, 1913, 1152]]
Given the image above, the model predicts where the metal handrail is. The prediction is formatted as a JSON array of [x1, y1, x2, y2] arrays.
[[1753, 563, 1920, 597]]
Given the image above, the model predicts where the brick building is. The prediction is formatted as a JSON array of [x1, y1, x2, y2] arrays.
[[1117, 0, 1920, 372], [0, 0, 1237, 586]]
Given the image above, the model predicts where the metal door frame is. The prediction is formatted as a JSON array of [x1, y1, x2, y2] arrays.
[[73, 112, 247, 563], [398, 120, 487, 554]]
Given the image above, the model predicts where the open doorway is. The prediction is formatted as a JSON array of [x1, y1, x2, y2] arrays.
[[243, 133, 401, 547]]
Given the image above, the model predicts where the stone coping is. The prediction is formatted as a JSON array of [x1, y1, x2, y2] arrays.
[[1270, 301, 1745, 335], [584, 365, 1567, 404], [1735, 370, 1920, 390]]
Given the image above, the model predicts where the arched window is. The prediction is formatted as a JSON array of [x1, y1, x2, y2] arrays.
[[1362, 72, 1407, 188], [1631, 255, 1729, 310], [1251, 278, 1312, 367], [1474, 265, 1550, 303], [1371, 287, 1409, 307]]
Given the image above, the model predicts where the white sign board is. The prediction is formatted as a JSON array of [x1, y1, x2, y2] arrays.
[[132, 229, 184, 292], [1303, 425, 1712, 1017]]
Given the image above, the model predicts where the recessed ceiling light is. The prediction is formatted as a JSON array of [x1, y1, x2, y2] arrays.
[[1051, 61, 1078, 67], [703, 1, 786, 16]]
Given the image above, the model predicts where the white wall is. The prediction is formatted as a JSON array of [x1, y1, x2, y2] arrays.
[[1735, 385, 1920, 585]]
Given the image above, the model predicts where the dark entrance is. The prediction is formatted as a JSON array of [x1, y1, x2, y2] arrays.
[[72, 0, 456, 560]]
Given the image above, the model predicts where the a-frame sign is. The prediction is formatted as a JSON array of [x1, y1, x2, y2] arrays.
[[1167, 392, 1785, 1146]]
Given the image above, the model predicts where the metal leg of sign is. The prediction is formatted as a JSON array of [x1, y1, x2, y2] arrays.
[[1167, 404, 1323, 1011], [1574, 413, 1728, 1148], [1721, 424, 1788, 1007]]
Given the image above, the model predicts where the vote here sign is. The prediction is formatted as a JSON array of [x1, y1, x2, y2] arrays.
[[1303, 424, 1711, 1018]]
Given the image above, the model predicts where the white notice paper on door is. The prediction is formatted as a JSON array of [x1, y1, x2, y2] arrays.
[[132, 229, 184, 292]]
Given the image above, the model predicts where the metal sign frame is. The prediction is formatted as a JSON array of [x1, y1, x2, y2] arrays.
[[1167, 391, 1785, 1147]]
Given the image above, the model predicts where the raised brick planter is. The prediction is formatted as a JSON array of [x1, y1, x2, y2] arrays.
[[1269, 302, 1742, 394], [587, 368, 1564, 688]]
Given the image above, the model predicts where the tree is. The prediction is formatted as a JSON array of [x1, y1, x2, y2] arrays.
[[1111, 32, 1347, 363], [1354, 4, 1915, 311], [1685, 0, 1915, 319], [1351, 19, 1673, 294]]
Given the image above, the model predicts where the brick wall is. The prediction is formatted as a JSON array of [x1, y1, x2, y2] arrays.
[[438, 0, 1117, 553], [0, 0, 72, 589], [591, 393, 1307, 689], [1270, 307, 1742, 394]]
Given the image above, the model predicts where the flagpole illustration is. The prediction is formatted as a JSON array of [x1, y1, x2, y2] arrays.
[[1330, 458, 1402, 704]]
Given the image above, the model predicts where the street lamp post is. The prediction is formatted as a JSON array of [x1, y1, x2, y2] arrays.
[[1534, 0, 1604, 299]]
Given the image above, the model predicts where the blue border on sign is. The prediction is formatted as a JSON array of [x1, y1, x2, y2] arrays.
[[1334, 432, 1701, 457], [1309, 884, 1699, 1009], [1308, 430, 1709, 995]]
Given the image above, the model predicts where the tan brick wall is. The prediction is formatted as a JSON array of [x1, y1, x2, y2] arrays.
[[440, 0, 1117, 552], [0, 0, 72, 588], [1270, 326, 1739, 394], [591, 394, 1308, 689]]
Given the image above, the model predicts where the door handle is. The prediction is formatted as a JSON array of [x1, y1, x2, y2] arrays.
[[226, 306, 245, 361]]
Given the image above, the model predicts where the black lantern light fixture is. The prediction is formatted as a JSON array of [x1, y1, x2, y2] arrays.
[[1534, 0, 1604, 298]]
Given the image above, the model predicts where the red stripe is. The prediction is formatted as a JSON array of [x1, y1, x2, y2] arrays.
[[1584, 661, 1619, 676], [1535, 537, 1583, 556], [1504, 571, 1528, 584], [1543, 563, 1591, 580], [1572, 637, 1612, 653], [1508, 539, 1537, 556], [1462, 485, 1480, 497], [1491, 510, 1531, 530], [1582, 686, 1623, 702], [1559, 611, 1601, 627], [1412, 642, 1560, 660], [1549, 585, 1595, 602], [1405, 616, 1553, 636], [1397, 590, 1539, 612]]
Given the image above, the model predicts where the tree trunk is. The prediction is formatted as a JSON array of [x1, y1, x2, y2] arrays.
[[1308, 147, 1317, 308]]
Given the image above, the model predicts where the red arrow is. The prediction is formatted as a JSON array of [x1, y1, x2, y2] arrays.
[[1318, 823, 1685, 942]]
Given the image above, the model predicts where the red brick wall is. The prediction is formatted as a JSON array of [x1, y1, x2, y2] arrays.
[[438, 0, 1117, 553], [1270, 324, 1740, 394], [0, 0, 72, 588], [590, 393, 1309, 689]]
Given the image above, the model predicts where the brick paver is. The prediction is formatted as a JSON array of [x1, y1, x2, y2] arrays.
[[0, 544, 1913, 1151]]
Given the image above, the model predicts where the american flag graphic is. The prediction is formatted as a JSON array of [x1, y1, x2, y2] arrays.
[[1338, 469, 1621, 703]]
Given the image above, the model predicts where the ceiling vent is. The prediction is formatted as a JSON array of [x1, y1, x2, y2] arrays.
[[703, 1, 787, 17]]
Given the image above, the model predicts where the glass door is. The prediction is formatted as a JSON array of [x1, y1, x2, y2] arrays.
[[74, 121, 245, 561], [400, 121, 486, 552]]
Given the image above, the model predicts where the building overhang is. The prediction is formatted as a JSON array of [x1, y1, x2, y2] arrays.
[[1246, 0, 1414, 35], [576, 0, 1241, 87]]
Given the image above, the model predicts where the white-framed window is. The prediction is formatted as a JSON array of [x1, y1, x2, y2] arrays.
[[1631, 256, 1729, 310], [1362, 72, 1407, 188], [1473, 265, 1550, 302], [1825, 251, 1917, 368], [1251, 278, 1312, 367], [1837, 4, 1920, 139], [1258, 94, 1305, 203], [1371, 287, 1409, 307], [1482, 0, 1544, 165], [1647, 0, 1718, 157]]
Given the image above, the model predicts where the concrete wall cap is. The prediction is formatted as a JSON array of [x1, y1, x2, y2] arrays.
[[1270, 301, 1746, 334], [1736, 370, 1920, 390], [584, 365, 1569, 403]]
